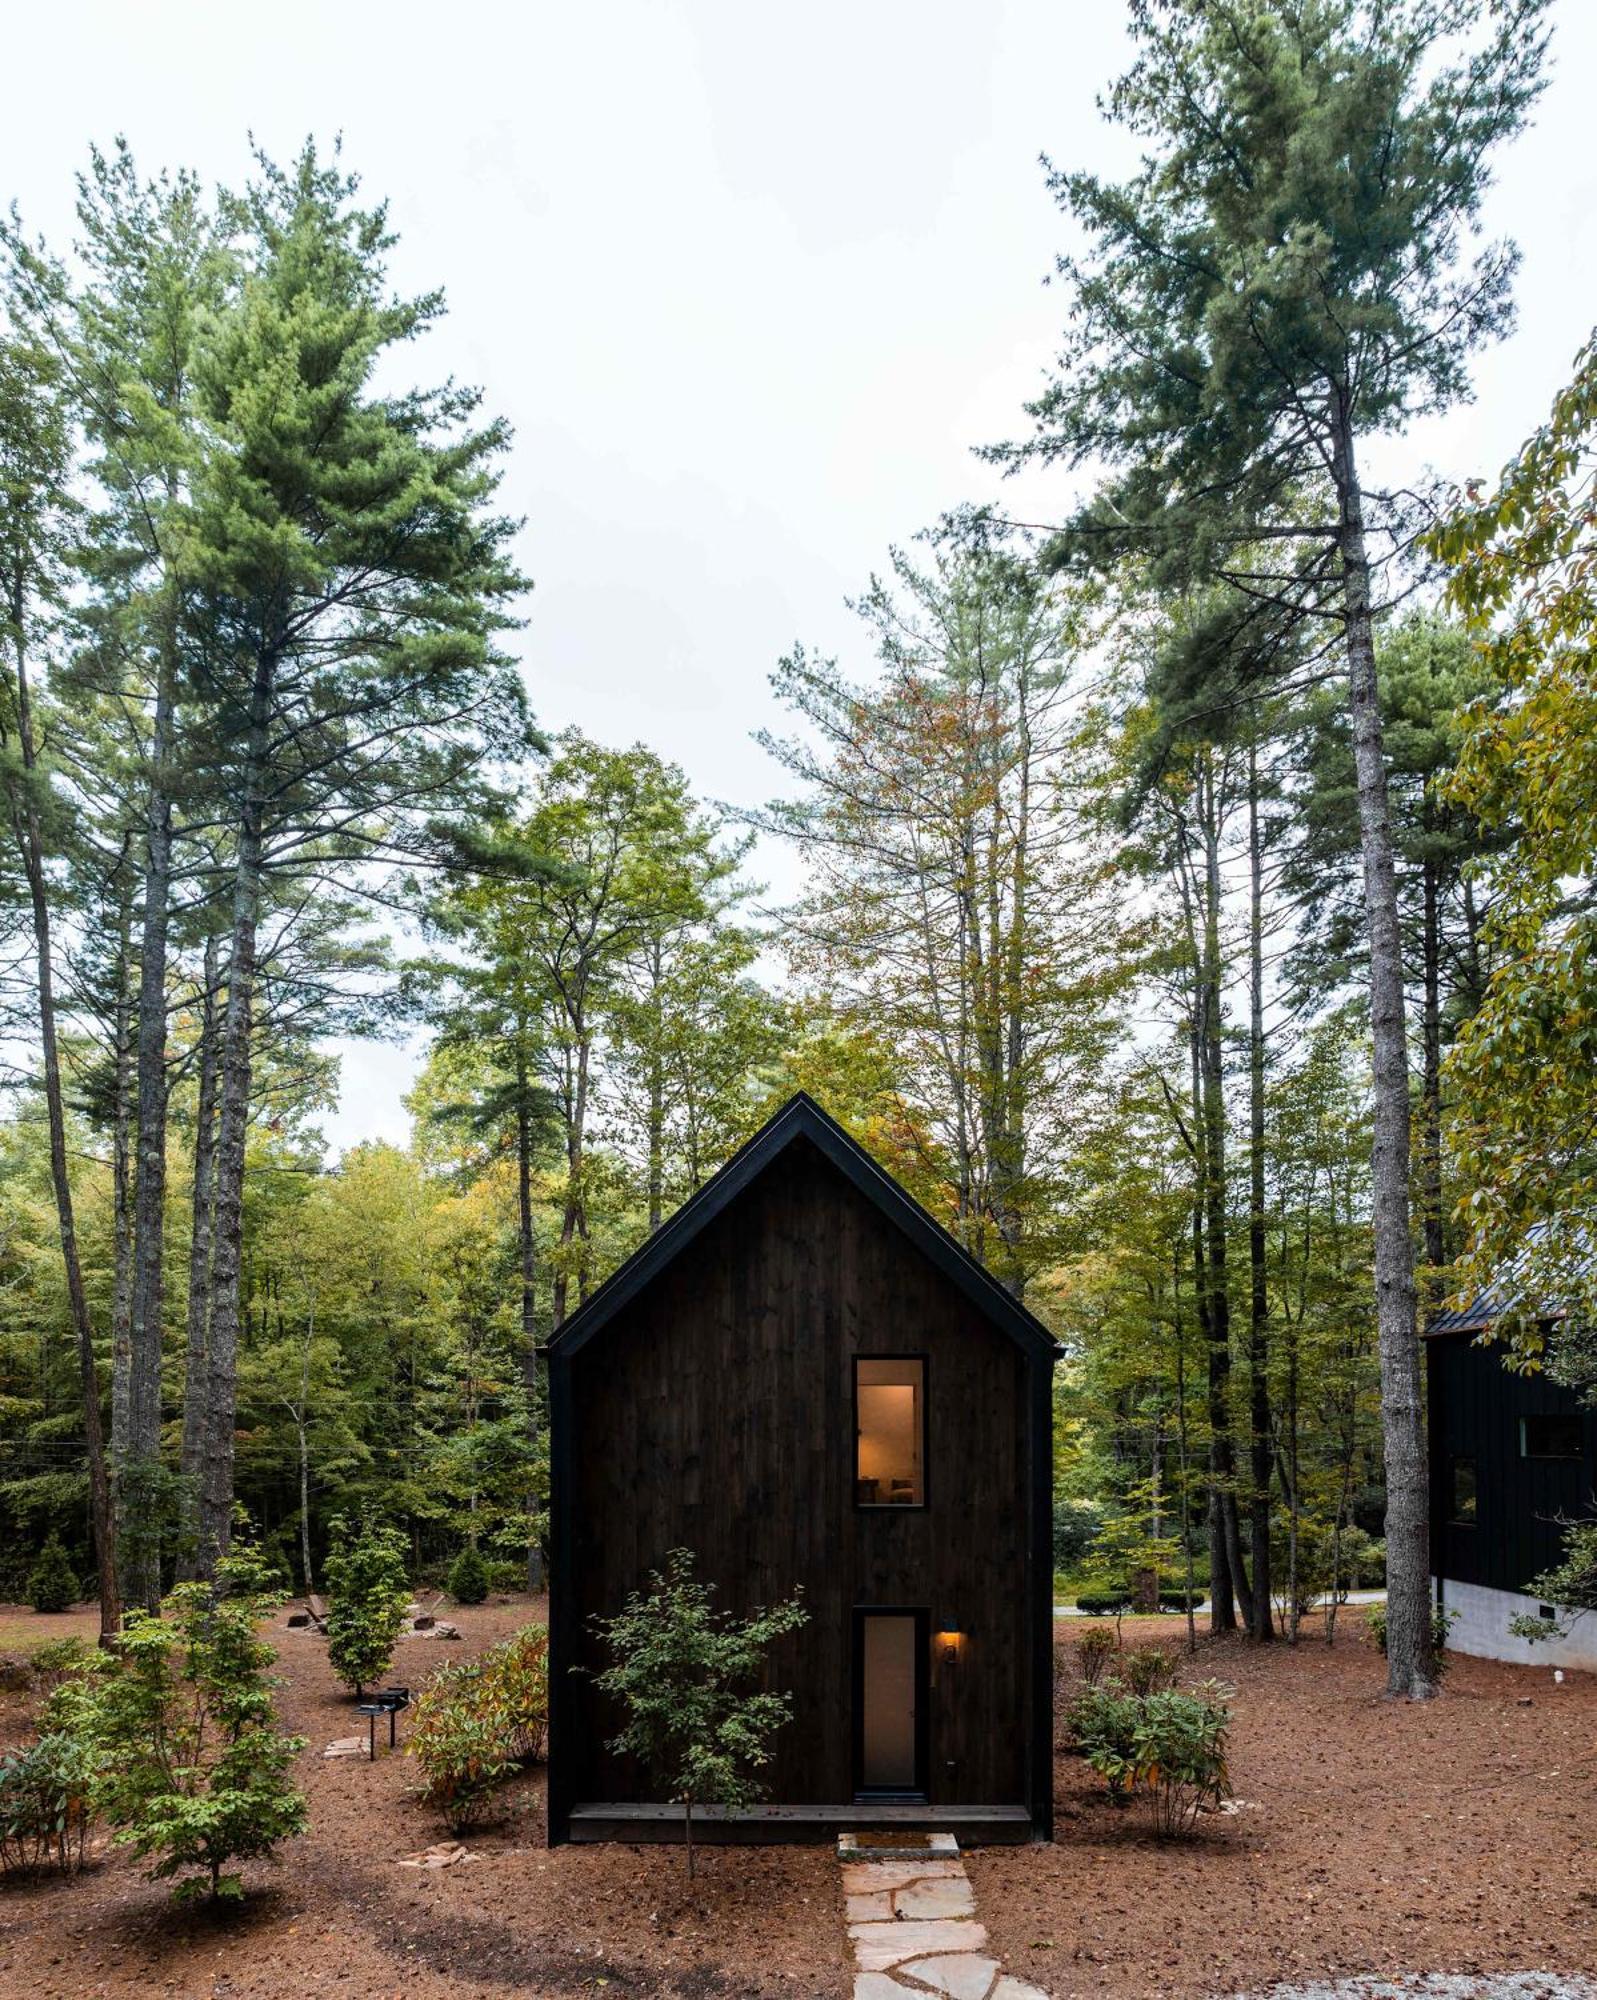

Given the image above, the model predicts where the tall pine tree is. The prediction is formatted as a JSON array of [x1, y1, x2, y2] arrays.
[[993, 0, 1550, 1697]]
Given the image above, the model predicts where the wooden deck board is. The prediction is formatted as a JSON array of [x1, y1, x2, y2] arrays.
[[566, 1802, 1035, 1846]]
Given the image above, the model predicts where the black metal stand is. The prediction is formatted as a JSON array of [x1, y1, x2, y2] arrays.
[[355, 1686, 411, 1760]]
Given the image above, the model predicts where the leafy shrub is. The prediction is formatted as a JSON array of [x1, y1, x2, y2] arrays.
[[0, 1733, 96, 1875], [1125, 1686, 1232, 1836], [1076, 1589, 1132, 1616], [25, 1535, 78, 1614], [408, 1659, 519, 1831], [1068, 1683, 1142, 1800], [590, 1549, 807, 1877], [483, 1623, 549, 1761], [1122, 1645, 1178, 1696], [1340, 1527, 1386, 1590], [28, 1638, 86, 1691], [1510, 1520, 1597, 1642], [1366, 1602, 1457, 1678], [71, 1548, 307, 1901], [447, 1546, 490, 1607], [1074, 1625, 1118, 1686], [325, 1516, 410, 1695], [485, 1559, 527, 1594], [408, 1623, 549, 1832], [1075, 1680, 1232, 1833], [1158, 1589, 1204, 1613]]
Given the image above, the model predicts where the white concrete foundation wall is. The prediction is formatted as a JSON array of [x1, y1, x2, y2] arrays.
[[1437, 1574, 1597, 1670]]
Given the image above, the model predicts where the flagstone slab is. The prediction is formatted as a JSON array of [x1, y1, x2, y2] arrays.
[[847, 1891, 895, 1922], [894, 1876, 977, 1920], [899, 1954, 1003, 2000], [849, 1919, 989, 1971], [991, 1978, 1051, 2000], [841, 1860, 966, 1893], [853, 1978, 928, 2000]]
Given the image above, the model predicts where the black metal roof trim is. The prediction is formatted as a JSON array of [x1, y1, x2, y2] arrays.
[[543, 1090, 1061, 1363]]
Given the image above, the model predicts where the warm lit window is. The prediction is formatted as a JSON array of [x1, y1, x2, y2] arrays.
[[855, 1358, 925, 1506], [1521, 1415, 1584, 1460], [1450, 1457, 1477, 1525]]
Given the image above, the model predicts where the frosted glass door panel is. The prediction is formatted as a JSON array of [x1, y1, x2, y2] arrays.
[[861, 1614, 918, 1789]]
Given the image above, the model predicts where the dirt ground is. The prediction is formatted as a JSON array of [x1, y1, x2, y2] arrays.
[[0, 1596, 845, 2000], [0, 1602, 1592, 1999], [973, 1614, 1597, 2000]]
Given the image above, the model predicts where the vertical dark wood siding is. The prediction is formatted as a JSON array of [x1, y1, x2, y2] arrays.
[[1429, 1333, 1597, 1596], [562, 1135, 1034, 1810]]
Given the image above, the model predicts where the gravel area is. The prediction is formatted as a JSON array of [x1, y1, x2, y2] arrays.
[[1233, 1978, 1597, 1999]]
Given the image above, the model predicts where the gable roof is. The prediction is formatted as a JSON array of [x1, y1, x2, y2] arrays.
[[543, 1091, 1061, 1363]]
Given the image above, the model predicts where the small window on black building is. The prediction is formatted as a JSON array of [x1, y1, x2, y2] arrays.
[[855, 1358, 925, 1506], [1521, 1414, 1584, 1459], [1449, 1457, 1477, 1526]]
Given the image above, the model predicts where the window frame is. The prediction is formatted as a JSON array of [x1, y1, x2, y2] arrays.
[[852, 1353, 930, 1511], [1448, 1454, 1478, 1527], [851, 1605, 931, 1802], [1519, 1414, 1585, 1461]]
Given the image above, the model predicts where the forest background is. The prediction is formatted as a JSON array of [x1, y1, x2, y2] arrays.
[[0, 0, 1595, 1686]]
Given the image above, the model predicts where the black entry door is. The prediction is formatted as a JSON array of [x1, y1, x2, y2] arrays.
[[853, 1608, 929, 1799]]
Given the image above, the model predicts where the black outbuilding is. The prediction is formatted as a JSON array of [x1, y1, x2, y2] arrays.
[[543, 1092, 1058, 1845], [1427, 1287, 1597, 1666]]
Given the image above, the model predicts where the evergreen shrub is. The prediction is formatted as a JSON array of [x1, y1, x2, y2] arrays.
[[25, 1536, 78, 1615], [325, 1516, 410, 1695], [447, 1546, 490, 1606]]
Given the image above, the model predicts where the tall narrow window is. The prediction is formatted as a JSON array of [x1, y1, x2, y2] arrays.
[[1449, 1456, 1477, 1526], [855, 1358, 925, 1506]]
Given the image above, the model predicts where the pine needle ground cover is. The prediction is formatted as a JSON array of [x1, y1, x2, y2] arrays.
[[0, 1599, 1591, 1998], [973, 1617, 1597, 2000]]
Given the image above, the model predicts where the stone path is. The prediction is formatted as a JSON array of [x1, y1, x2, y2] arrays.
[[838, 1833, 1049, 2000]]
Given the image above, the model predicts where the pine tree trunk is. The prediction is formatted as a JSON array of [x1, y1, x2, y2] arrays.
[[110, 908, 134, 1486], [196, 658, 272, 1576], [1190, 1018, 1234, 1633], [515, 1051, 545, 1593], [123, 612, 179, 1610], [296, 1316, 313, 1594], [1420, 845, 1446, 1294], [1246, 739, 1273, 1641], [647, 939, 665, 1233], [1199, 781, 1246, 1629], [5, 613, 121, 1639], [177, 935, 220, 1580], [1331, 401, 1433, 1699], [1174, 1285, 1198, 1656], [552, 1033, 590, 1327], [1286, 1316, 1301, 1645]]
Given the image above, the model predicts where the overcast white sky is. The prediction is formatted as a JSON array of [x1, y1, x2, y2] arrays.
[[6, 0, 1594, 1153]]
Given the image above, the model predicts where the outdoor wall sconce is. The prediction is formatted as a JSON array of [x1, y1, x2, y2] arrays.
[[936, 1628, 963, 1666]]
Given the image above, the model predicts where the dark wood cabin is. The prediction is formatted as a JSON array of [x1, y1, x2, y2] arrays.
[[544, 1092, 1058, 1845], [1427, 1295, 1597, 1668]]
